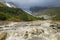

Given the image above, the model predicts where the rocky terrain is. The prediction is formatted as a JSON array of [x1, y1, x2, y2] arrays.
[[0, 20, 60, 40]]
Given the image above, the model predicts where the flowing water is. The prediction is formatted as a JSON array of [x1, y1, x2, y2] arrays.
[[0, 20, 60, 40]]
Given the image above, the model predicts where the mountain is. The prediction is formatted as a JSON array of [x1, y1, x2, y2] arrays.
[[36, 7, 60, 21], [29, 6, 48, 13], [0, 2, 37, 21], [0, 0, 16, 8], [4, 2, 16, 8], [0, 2, 5, 7]]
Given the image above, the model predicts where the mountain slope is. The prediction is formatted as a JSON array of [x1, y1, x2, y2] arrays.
[[36, 7, 60, 21], [0, 2, 6, 7], [0, 2, 37, 21], [0, 0, 16, 8], [4, 2, 16, 8]]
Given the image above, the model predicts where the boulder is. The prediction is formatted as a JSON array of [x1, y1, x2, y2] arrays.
[[0, 32, 7, 40]]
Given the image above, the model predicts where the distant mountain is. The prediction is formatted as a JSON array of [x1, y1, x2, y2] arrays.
[[29, 6, 48, 13], [36, 7, 60, 21], [0, 2, 37, 21]]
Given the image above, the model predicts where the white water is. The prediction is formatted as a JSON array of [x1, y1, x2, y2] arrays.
[[0, 20, 59, 40]]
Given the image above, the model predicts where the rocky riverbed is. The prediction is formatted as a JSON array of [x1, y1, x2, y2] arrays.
[[0, 20, 60, 40]]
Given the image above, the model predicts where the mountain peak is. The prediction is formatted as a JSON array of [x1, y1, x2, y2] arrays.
[[0, 1, 16, 8]]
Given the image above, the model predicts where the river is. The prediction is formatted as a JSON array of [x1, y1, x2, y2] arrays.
[[0, 20, 60, 40]]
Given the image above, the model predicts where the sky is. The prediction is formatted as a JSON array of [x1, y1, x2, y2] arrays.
[[1, 0, 60, 9], [11, 0, 60, 8]]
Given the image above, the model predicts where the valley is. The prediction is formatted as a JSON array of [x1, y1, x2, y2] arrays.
[[0, 1, 60, 40]]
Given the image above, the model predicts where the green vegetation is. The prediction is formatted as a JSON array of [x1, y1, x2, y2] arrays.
[[37, 7, 60, 21], [36, 17, 45, 20], [0, 3, 37, 21]]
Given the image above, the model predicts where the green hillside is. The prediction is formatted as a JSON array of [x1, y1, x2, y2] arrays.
[[0, 3, 37, 21], [37, 7, 60, 21]]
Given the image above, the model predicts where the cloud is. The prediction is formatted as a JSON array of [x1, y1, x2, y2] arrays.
[[4, 0, 60, 8]]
